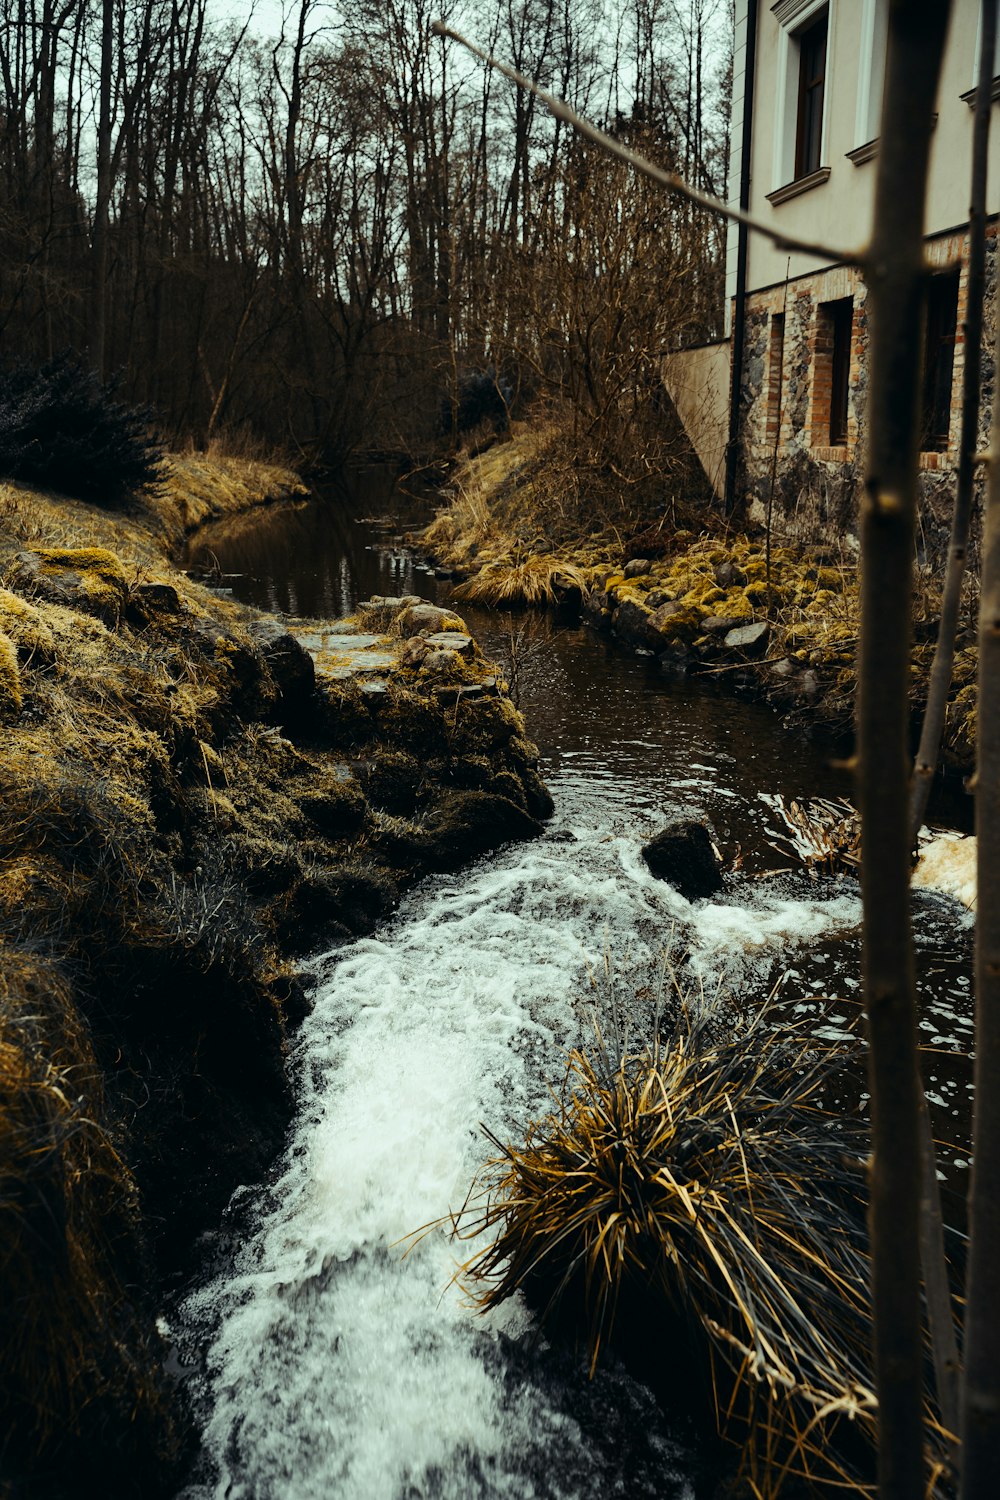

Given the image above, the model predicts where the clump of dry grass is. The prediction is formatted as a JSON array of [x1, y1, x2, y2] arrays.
[[454, 998, 952, 1497], [454, 555, 593, 607]]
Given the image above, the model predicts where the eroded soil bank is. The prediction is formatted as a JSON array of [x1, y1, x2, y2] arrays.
[[423, 426, 977, 773], [0, 459, 551, 1497]]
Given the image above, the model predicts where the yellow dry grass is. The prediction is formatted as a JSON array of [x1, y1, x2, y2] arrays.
[[454, 556, 594, 607], [158, 449, 306, 537], [454, 998, 953, 1498], [0, 452, 311, 1482]]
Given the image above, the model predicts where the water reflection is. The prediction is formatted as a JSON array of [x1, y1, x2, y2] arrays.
[[184, 468, 440, 618]]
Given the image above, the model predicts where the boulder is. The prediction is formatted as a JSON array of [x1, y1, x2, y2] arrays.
[[714, 561, 747, 588], [624, 558, 652, 578], [12, 547, 127, 627], [417, 789, 544, 872], [126, 581, 182, 626], [399, 635, 431, 669], [583, 589, 610, 622], [613, 596, 654, 647], [641, 820, 723, 899], [249, 619, 315, 718], [648, 600, 688, 630], [723, 621, 770, 654], [419, 648, 461, 675], [398, 602, 466, 635], [658, 640, 691, 677], [702, 615, 741, 634]]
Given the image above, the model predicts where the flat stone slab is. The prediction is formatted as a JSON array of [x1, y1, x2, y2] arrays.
[[359, 595, 421, 613], [293, 627, 382, 653], [318, 648, 397, 679], [423, 632, 473, 653]]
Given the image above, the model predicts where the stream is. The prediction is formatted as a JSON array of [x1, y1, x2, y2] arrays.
[[170, 473, 975, 1499]]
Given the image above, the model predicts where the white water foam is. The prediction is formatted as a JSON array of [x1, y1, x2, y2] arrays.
[[913, 829, 977, 915], [171, 783, 865, 1500]]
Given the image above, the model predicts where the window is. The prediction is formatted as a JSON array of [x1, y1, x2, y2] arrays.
[[828, 299, 852, 444], [795, 14, 828, 179], [770, 2, 832, 196], [921, 271, 959, 452], [765, 313, 786, 448], [812, 296, 853, 449]]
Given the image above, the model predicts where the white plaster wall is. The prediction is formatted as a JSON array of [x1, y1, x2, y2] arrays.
[[661, 340, 732, 498], [724, 0, 751, 331], [746, 0, 1000, 293]]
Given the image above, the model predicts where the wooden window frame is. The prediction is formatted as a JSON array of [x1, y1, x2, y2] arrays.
[[795, 14, 829, 181]]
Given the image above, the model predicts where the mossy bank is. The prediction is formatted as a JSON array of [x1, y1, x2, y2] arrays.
[[0, 460, 551, 1497], [424, 425, 977, 771]]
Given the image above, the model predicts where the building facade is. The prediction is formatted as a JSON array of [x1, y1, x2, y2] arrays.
[[670, 0, 1000, 543]]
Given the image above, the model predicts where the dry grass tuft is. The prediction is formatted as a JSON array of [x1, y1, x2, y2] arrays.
[[454, 999, 951, 1497], [454, 555, 593, 607]]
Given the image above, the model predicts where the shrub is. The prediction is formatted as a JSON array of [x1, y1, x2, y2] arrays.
[[440, 367, 513, 437], [0, 353, 164, 506]]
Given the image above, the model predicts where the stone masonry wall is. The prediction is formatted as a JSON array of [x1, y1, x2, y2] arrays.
[[737, 223, 998, 558]]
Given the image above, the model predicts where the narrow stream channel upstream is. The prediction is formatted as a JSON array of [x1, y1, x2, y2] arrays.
[[170, 472, 975, 1499]]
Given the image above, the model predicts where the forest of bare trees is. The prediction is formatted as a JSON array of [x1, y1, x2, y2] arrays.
[[0, 0, 730, 463]]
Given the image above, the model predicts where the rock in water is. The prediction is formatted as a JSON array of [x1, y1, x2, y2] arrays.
[[723, 621, 769, 654], [641, 820, 723, 898]]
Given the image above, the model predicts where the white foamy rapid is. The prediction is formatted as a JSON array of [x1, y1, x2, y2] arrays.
[[171, 772, 862, 1500], [913, 828, 977, 914]]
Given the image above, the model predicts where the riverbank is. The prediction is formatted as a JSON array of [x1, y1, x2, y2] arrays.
[[422, 425, 977, 772], [0, 459, 552, 1496]]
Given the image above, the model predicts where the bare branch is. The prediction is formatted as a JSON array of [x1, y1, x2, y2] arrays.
[[431, 20, 863, 269]]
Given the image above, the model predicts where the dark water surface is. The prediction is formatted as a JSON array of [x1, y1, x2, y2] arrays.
[[173, 472, 974, 1500]]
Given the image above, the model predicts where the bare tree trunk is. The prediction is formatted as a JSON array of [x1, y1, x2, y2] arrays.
[[960, 144, 1000, 1498], [88, 0, 113, 377], [910, 0, 997, 841], [859, 5, 952, 1497]]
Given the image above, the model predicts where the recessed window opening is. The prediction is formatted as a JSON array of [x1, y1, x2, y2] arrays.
[[766, 313, 786, 446], [828, 299, 853, 445], [921, 270, 959, 452], [811, 295, 853, 449], [795, 13, 828, 179]]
